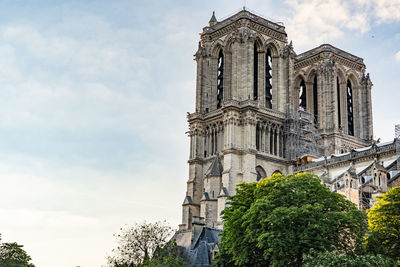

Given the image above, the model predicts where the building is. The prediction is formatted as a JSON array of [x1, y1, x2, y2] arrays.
[[174, 8, 399, 265]]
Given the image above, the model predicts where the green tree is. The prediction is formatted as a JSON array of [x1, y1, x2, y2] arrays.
[[106, 221, 185, 267], [365, 186, 400, 261], [0, 242, 35, 267], [215, 172, 367, 267], [302, 249, 396, 267]]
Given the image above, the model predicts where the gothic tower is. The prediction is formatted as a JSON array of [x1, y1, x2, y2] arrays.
[[179, 9, 373, 231]]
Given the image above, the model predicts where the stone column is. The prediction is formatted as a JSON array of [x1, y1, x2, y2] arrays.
[[190, 133, 194, 159], [306, 81, 313, 113], [340, 81, 347, 133], [353, 84, 362, 138], [195, 56, 202, 113], [208, 129, 212, 156], [277, 128, 281, 157], [258, 51, 266, 107], [266, 124, 271, 154], [262, 124, 266, 152]]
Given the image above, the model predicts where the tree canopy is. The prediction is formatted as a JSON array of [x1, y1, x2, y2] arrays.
[[215, 172, 367, 267], [302, 249, 396, 267], [365, 186, 400, 261], [0, 241, 35, 267], [106, 221, 185, 267]]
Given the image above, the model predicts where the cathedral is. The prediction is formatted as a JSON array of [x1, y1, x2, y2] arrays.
[[174, 8, 399, 265]]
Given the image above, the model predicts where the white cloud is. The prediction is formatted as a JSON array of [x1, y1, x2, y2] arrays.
[[0, 152, 187, 267], [283, 0, 400, 50], [284, 0, 367, 48], [0, 8, 193, 267], [395, 51, 400, 61], [371, 0, 400, 23]]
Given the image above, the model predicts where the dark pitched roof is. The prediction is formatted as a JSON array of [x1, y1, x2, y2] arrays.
[[201, 192, 211, 201], [205, 156, 223, 177], [386, 157, 400, 171], [182, 196, 193, 205], [358, 162, 374, 176], [388, 171, 400, 185], [194, 241, 210, 265], [375, 162, 387, 172], [218, 187, 229, 197], [186, 227, 222, 266]]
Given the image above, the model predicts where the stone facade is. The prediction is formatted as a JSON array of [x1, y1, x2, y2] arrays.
[[175, 9, 399, 265]]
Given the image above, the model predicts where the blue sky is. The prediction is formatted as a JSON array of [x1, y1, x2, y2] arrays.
[[0, 1, 398, 266]]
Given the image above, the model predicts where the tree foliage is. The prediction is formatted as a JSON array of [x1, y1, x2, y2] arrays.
[[215, 172, 367, 267], [106, 221, 185, 267], [302, 249, 396, 267], [365, 186, 400, 261], [0, 239, 35, 267]]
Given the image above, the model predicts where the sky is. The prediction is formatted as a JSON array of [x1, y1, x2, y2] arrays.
[[0, 0, 398, 266]]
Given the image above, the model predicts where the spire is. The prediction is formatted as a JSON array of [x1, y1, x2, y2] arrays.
[[208, 11, 217, 26]]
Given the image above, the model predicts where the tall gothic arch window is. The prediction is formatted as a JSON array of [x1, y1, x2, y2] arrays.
[[347, 79, 354, 136], [337, 77, 341, 129], [299, 79, 306, 110], [256, 166, 266, 181], [217, 49, 224, 109], [253, 43, 258, 100], [313, 76, 318, 124], [256, 123, 260, 150], [265, 48, 272, 108]]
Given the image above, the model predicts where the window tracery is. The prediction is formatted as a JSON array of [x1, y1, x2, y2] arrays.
[[299, 79, 306, 110], [217, 49, 224, 109], [265, 48, 272, 108], [337, 77, 341, 129], [253, 43, 258, 101], [347, 80, 354, 136], [313, 75, 318, 124]]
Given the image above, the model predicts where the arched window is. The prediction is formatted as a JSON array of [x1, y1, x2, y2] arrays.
[[256, 123, 260, 150], [253, 43, 258, 101], [299, 79, 306, 110], [217, 49, 224, 109], [337, 77, 341, 129], [256, 166, 267, 181], [313, 75, 318, 124], [265, 48, 272, 108], [347, 80, 354, 136]]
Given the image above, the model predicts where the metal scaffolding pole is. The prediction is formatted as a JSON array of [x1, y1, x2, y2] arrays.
[[284, 109, 321, 161]]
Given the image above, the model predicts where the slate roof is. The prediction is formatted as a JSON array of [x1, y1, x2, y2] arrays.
[[177, 226, 222, 266], [358, 162, 374, 176], [205, 156, 223, 177], [191, 227, 222, 266], [388, 171, 400, 185], [386, 157, 400, 170]]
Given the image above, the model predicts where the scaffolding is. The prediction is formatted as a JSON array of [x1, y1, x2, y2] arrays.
[[396, 124, 400, 171], [284, 109, 321, 161]]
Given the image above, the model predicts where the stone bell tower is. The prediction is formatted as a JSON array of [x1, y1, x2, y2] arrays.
[[180, 9, 291, 230]]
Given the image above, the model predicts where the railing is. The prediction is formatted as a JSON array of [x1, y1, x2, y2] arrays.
[[296, 44, 364, 64], [294, 140, 396, 172], [203, 7, 286, 34]]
